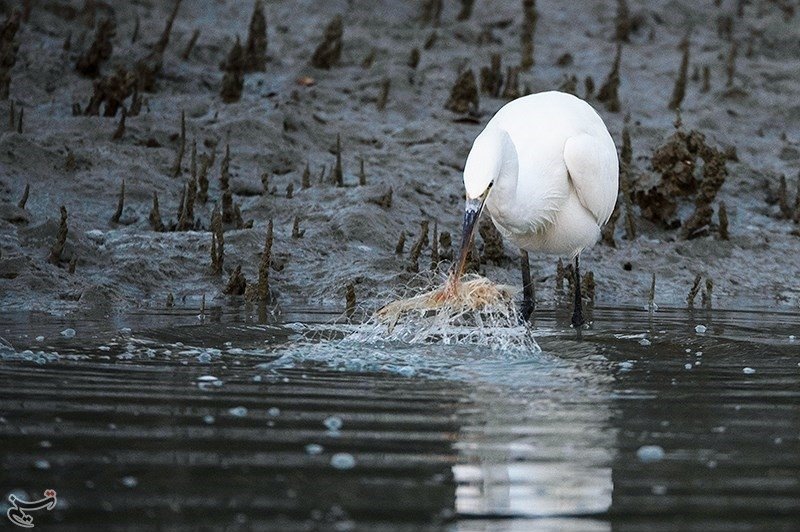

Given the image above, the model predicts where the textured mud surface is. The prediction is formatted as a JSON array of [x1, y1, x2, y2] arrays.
[[1, 0, 799, 314]]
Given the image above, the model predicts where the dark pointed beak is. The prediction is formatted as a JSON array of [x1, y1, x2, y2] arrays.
[[454, 196, 485, 278]]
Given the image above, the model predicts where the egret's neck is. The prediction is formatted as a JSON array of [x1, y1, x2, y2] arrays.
[[496, 134, 519, 197], [486, 131, 519, 216]]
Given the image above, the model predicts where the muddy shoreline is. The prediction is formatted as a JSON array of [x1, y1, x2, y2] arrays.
[[1, 0, 799, 315]]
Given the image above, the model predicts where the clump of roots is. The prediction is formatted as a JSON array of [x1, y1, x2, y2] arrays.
[[349, 274, 536, 351], [634, 124, 729, 236], [376, 274, 516, 327]]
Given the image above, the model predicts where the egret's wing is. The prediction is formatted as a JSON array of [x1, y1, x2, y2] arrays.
[[563, 133, 619, 226]]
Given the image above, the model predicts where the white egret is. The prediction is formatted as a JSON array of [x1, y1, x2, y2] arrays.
[[454, 91, 619, 327]]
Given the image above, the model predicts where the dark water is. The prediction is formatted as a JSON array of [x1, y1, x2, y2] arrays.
[[1, 307, 799, 531]]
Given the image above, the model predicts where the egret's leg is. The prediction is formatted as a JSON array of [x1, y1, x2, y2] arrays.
[[571, 255, 585, 328], [520, 249, 534, 322]]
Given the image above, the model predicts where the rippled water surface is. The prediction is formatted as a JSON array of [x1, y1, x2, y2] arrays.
[[1, 306, 799, 531]]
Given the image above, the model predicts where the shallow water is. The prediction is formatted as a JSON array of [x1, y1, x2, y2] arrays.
[[1, 306, 799, 531]]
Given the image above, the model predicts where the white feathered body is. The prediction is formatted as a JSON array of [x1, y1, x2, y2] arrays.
[[465, 91, 619, 258]]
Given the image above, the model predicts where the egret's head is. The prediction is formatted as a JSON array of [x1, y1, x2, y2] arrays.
[[463, 129, 506, 200], [454, 128, 511, 277]]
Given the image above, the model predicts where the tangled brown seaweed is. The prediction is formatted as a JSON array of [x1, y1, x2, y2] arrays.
[[376, 274, 517, 326], [362, 274, 539, 353]]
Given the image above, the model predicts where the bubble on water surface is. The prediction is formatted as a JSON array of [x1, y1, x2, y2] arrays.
[[305, 443, 323, 455], [330, 453, 356, 470], [197, 375, 222, 390], [228, 406, 248, 417], [695, 325, 707, 333], [323, 416, 343, 431], [637, 445, 665, 463], [60, 328, 75, 338]]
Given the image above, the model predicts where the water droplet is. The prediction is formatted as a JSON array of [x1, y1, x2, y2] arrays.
[[743, 367, 756, 374], [121, 476, 138, 488], [305, 443, 323, 455], [636, 445, 665, 463], [60, 328, 76, 338], [34, 459, 50, 470], [268, 407, 280, 417], [197, 375, 222, 390], [694, 325, 707, 334], [323, 416, 343, 431], [228, 406, 248, 417], [35, 336, 44, 342], [203, 415, 215, 424], [684, 363, 692, 370], [330, 453, 356, 470]]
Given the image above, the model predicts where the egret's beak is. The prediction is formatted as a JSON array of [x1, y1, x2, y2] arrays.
[[453, 195, 486, 278]]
